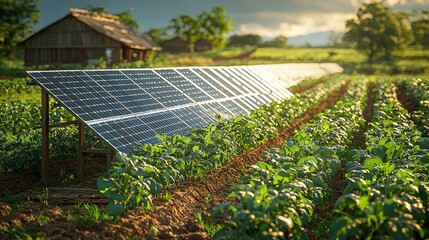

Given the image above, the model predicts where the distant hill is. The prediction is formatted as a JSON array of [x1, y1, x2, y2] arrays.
[[288, 31, 337, 47]]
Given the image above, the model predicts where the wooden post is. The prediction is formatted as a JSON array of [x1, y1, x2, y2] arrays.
[[78, 122, 85, 181], [41, 90, 49, 186]]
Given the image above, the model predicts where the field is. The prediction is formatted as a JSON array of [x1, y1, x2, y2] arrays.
[[0, 47, 428, 239]]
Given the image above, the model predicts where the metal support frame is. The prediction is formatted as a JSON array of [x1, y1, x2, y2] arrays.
[[78, 122, 85, 181], [41, 90, 49, 186], [40, 94, 113, 186]]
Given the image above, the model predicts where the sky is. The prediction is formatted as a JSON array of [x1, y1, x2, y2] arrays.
[[37, 0, 429, 38]]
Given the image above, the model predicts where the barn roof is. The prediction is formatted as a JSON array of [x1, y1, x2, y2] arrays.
[[24, 8, 161, 50]]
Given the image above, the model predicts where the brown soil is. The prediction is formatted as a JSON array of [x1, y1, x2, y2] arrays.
[[0, 83, 348, 239], [0, 154, 107, 196], [306, 167, 348, 240], [395, 83, 419, 114], [212, 48, 257, 62], [351, 82, 375, 149], [290, 76, 331, 95]]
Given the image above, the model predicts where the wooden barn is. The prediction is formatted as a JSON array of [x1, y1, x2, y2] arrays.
[[162, 36, 191, 54], [195, 39, 213, 52], [22, 8, 161, 66]]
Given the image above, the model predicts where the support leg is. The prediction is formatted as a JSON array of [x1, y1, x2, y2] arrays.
[[41, 90, 49, 186]]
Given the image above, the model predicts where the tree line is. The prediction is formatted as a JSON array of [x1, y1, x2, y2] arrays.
[[0, 0, 428, 63]]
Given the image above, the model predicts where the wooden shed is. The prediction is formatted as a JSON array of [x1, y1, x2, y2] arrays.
[[195, 39, 213, 52], [22, 8, 161, 66], [162, 37, 191, 54]]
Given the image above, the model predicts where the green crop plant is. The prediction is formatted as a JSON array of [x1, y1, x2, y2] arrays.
[[331, 79, 429, 239], [214, 77, 369, 239]]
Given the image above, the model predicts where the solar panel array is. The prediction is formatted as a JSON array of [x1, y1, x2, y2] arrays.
[[28, 63, 343, 153]]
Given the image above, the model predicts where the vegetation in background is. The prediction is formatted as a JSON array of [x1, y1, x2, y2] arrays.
[[85, 5, 139, 33], [408, 10, 429, 49], [167, 6, 234, 52], [227, 34, 263, 47], [144, 28, 169, 45], [0, 0, 40, 58], [343, 1, 413, 63], [227, 34, 288, 48]]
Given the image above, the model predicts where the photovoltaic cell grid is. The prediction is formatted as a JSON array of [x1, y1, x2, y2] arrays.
[[28, 63, 343, 153]]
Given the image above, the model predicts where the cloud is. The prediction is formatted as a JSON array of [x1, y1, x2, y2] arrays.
[[235, 12, 353, 38], [350, 0, 427, 7]]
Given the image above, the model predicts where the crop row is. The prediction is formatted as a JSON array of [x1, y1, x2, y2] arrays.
[[212, 77, 368, 239], [398, 77, 429, 136], [97, 76, 347, 216], [331, 79, 429, 239], [0, 100, 99, 173], [0, 78, 40, 98]]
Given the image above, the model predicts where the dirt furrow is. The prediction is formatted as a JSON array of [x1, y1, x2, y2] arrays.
[[395, 83, 419, 114]]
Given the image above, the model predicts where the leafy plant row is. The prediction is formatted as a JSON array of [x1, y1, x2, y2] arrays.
[[0, 99, 104, 173], [398, 77, 429, 136], [213, 77, 368, 239], [331, 79, 429, 239], [0, 78, 40, 98], [97, 76, 347, 216]]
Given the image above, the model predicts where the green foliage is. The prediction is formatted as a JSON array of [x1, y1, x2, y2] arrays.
[[227, 34, 263, 48], [198, 6, 234, 49], [262, 35, 288, 48], [214, 77, 368, 239], [194, 209, 224, 237], [333, 79, 429, 239], [409, 10, 429, 49], [116, 8, 139, 33], [0, 0, 40, 58], [144, 28, 169, 45], [85, 5, 139, 33], [168, 15, 200, 52], [0, 78, 40, 99], [343, 1, 413, 63], [397, 77, 429, 136], [0, 94, 105, 173], [168, 6, 233, 51], [75, 203, 113, 227]]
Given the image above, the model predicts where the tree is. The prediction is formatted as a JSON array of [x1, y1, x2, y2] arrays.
[[408, 10, 429, 49], [168, 6, 233, 52], [0, 0, 40, 58], [168, 15, 201, 52], [144, 28, 169, 45], [263, 35, 288, 48], [198, 6, 234, 49], [343, 1, 413, 63], [227, 34, 262, 47], [86, 5, 108, 13], [116, 9, 139, 33], [86, 5, 139, 33]]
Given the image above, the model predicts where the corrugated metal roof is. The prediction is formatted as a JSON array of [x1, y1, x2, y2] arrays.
[[70, 8, 160, 50]]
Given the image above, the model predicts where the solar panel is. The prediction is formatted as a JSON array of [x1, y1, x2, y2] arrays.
[[85, 70, 164, 115], [90, 116, 157, 154], [191, 68, 230, 98], [170, 105, 210, 129], [200, 68, 237, 97], [155, 69, 211, 102], [122, 69, 193, 107], [176, 69, 224, 100], [209, 68, 244, 96], [29, 63, 342, 153]]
